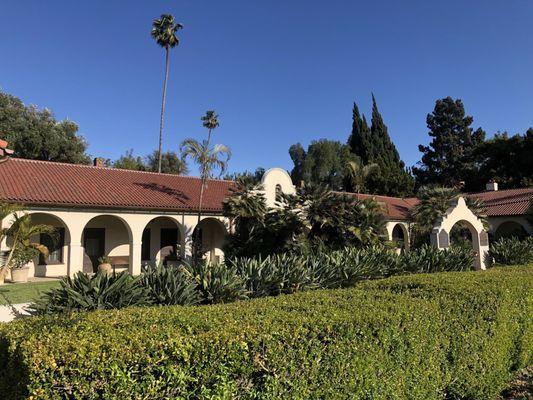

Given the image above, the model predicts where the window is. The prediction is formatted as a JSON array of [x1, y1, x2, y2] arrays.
[[39, 228, 65, 265], [275, 184, 282, 200]]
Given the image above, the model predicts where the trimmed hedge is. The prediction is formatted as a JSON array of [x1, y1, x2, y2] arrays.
[[0, 266, 531, 399]]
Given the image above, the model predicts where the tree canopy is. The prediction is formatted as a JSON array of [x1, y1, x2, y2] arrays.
[[289, 139, 356, 191], [413, 97, 485, 188], [0, 91, 90, 164], [347, 96, 414, 196]]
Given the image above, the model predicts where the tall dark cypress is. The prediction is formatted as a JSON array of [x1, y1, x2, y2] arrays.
[[348, 102, 371, 163]]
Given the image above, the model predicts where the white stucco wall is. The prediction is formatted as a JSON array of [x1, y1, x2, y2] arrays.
[[261, 168, 296, 208]]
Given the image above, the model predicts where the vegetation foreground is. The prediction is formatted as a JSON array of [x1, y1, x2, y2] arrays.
[[0, 265, 531, 399]]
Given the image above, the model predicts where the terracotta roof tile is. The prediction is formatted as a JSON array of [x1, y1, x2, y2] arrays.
[[340, 192, 415, 220], [468, 188, 533, 216], [0, 158, 234, 213]]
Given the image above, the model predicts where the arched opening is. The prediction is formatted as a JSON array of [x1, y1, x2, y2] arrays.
[[194, 218, 227, 264], [275, 184, 283, 201], [449, 221, 474, 250], [27, 213, 71, 277], [391, 224, 407, 252], [81, 215, 132, 273], [494, 221, 528, 240], [141, 216, 184, 266]]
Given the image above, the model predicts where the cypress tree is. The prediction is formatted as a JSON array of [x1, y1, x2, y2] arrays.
[[348, 95, 414, 197]]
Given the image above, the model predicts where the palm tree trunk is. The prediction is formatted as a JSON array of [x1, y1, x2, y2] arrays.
[[157, 46, 170, 173]]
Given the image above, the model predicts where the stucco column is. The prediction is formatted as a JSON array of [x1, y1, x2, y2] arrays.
[[68, 242, 84, 277], [129, 242, 142, 275]]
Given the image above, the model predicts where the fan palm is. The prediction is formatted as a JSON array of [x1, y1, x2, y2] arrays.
[[151, 14, 183, 173], [181, 111, 231, 222], [346, 160, 380, 193]]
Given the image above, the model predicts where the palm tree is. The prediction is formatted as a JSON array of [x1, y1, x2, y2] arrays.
[[151, 14, 183, 173], [346, 159, 380, 193], [180, 111, 231, 262], [0, 212, 55, 280]]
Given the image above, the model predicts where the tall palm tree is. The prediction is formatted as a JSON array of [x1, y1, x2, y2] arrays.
[[181, 111, 231, 262], [346, 159, 380, 193], [151, 14, 183, 173]]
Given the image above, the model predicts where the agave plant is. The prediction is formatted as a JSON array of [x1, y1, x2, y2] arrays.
[[489, 237, 533, 265], [30, 272, 151, 315], [182, 261, 247, 304], [141, 263, 200, 306]]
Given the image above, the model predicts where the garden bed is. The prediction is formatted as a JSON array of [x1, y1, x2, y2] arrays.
[[0, 266, 531, 399]]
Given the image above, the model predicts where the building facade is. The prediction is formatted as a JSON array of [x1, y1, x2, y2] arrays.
[[1, 156, 532, 277]]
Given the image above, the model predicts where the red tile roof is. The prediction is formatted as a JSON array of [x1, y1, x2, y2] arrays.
[[468, 188, 533, 217], [1, 158, 531, 219], [0, 158, 234, 213], [340, 192, 417, 220]]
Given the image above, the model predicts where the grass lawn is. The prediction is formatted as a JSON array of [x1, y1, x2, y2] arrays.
[[0, 280, 60, 305]]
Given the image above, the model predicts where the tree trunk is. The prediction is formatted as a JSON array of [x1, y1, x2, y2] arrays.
[[157, 47, 170, 173]]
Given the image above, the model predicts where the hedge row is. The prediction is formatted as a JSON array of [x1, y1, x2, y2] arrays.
[[0, 265, 531, 399]]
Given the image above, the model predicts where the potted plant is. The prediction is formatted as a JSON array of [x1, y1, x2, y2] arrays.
[[0, 209, 53, 284], [98, 255, 113, 274], [10, 246, 40, 283]]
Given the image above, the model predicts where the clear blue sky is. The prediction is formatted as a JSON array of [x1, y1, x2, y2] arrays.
[[1, 1, 532, 175]]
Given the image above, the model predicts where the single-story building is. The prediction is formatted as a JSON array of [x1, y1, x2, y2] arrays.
[[1, 149, 531, 276]]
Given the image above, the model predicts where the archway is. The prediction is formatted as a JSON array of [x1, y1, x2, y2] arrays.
[[391, 223, 408, 252], [449, 221, 474, 250], [430, 197, 489, 270], [141, 216, 184, 266], [27, 212, 71, 277], [494, 221, 528, 240], [81, 215, 132, 273], [194, 218, 227, 264]]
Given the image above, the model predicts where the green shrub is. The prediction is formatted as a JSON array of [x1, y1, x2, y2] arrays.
[[0, 266, 530, 399], [141, 263, 201, 306], [490, 237, 533, 265], [183, 261, 248, 304], [402, 244, 474, 273], [30, 271, 151, 315]]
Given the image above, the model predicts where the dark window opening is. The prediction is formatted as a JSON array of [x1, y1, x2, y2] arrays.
[[40, 228, 65, 265]]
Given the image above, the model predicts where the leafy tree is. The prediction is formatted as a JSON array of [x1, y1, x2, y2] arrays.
[[113, 149, 146, 171], [289, 140, 356, 190], [0, 91, 90, 164], [151, 14, 183, 173], [471, 129, 533, 190], [146, 150, 188, 175], [413, 97, 485, 188], [181, 111, 231, 263], [224, 167, 266, 185], [348, 96, 414, 196]]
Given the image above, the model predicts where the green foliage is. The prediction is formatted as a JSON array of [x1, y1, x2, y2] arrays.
[[145, 150, 188, 174], [288, 139, 356, 190], [112, 149, 146, 171], [182, 261, 248, 304], [140, 263, 200, 306], [224, 184, 388, 258], [348, 97, 414, 196], [97, 255, 112, 265], [472, 129, 533, 190], [413, 97, 486, 188], [30, 272, 151, 315], [151, 14, 183, 49], [402, 244, 475, 273], [1, 266, 531, 399], [490, 237, 533, 265], [0, 90, 90, 164]]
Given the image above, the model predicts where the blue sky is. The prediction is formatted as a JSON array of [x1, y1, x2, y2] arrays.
[[1, 1, 532, 175]]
